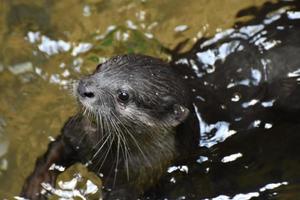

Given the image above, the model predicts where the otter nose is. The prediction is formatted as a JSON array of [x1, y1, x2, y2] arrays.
[[77, 80, 95, 98]]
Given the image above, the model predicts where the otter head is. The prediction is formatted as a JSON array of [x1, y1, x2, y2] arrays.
[[76, 55, 191, 138]]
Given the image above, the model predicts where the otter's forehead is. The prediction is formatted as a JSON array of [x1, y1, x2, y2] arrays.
[[100, 54, 167, 70], [96, 54, 176, 86], [95, 66, 172, 92]]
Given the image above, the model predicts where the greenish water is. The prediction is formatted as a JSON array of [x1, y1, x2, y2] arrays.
[[0, 0, 278, 199]]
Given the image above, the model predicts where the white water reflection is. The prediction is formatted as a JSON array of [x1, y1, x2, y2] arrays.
[[209, 192, 259, 200], [242, 99, 259, 108], [287, 68, 300, 77], [71, 43, 93, 57], [27, 31, 41, 43], [167, 165, 189, 174], [58, 177, 77, 190], [264, 123, 273, 129], [239, 25, 264, 37], [227, 79, 250, 88], [174, 25, 189, 33], [196, 41, 241, 68], [26, 32, 93, 57], [251, 69, 262, 85], [39, 36, 71, 56], [197, 156, 209, 163], [200, 29, 235, 48], [287, 11, 300, 19], [193, 104, 236, 148], [208, 181, 288, 200], [221, 153, 243, 163], [261, 100, 275, 108], [83, 5, 92, 17], [259, 181, 288, 192]]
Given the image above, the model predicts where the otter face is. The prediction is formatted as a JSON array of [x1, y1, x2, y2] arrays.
[[76, 55, 190, 131]]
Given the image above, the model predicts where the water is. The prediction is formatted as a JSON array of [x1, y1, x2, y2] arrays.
[[2, 0, 300, 199]]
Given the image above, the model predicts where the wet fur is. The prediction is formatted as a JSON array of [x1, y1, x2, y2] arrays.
[[21, 55, 199, 200]]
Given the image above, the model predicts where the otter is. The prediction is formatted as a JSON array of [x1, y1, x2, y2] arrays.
[[21, 1, 300, 199], [20, 54, 199, 200]]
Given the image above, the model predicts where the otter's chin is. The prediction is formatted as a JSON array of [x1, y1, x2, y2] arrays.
[[77, 97, 94, 110], [76, 97, 98, 121], [78, 104, 98, 124]]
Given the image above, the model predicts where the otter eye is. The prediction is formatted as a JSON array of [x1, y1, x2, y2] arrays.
[[117, 90, 130, 103]]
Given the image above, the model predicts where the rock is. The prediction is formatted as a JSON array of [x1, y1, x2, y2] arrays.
[[8, 62, 33, 75]]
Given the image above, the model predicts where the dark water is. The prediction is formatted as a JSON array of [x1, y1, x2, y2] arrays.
[[164, 1, 300, 199], [2, 0, 300, 199]]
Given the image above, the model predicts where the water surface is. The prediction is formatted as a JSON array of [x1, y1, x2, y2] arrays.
[[4, 0, 300, 199]]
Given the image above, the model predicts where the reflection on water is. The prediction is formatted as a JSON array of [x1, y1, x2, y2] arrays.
[[167, 1, 300, 199], [2, 0, 300, 199]]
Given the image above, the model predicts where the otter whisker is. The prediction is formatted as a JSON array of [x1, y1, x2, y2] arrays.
[[93, 114, 115, 172], [83, 107, 88, 116], [117, 118, 152, 169], [88, 111, 113, 162], [91, 133, 110, 160], [99, 111, 105, 138], [110, 112, 131, 179], [97, 131, 115, 173], [113, 136, 121, 186], [114, 121, 131, 179]]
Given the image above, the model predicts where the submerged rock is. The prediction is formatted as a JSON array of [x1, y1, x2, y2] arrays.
[[8, 62, 33, 75]]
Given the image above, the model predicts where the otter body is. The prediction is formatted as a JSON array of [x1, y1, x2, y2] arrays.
[[21, 1, 300, 199], [21, 55, 199, 199]]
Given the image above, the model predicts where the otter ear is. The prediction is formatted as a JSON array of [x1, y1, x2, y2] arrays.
[[167, 104, 190, 127]]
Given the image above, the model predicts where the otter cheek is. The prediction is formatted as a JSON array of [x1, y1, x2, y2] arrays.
[[120, 106, 156, 126], [166, 104, 190, 127]]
